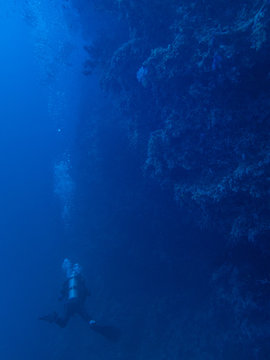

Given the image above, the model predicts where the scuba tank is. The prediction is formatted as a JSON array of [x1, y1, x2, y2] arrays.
[[67, 262, 82, 300], [68, 271, 78, 299]]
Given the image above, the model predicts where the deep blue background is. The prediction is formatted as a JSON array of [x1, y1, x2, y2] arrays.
[[0, 1, 269, 359]]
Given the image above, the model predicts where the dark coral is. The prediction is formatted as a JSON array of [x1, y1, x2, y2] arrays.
[[73, 0, 270, 357], [84, 0, 270, 242]]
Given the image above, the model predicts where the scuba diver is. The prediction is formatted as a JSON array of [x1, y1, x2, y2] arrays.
[[39, 259, 96, 328]]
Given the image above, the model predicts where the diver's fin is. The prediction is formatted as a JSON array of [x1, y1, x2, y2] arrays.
[[39, 312, 57, 323], [89, 324, 121, 342]]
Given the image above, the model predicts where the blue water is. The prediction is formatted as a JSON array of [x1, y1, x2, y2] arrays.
[[0, 1, 269, 359]]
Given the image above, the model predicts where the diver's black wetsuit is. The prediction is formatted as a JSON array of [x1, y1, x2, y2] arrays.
[[40, 274, 92, 328]]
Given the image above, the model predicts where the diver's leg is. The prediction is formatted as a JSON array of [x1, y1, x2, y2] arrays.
[[78, 306, 95, 324], [55, 303, 75, 328], [54, 312, 69, 328], [41, 304, 72, 328], [39, 311, 68, 328]]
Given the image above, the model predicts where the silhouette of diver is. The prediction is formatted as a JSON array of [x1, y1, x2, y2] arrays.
[[39, 259, 96, 328]]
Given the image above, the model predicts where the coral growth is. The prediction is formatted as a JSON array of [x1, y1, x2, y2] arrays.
[[85, 0, 270, 242]]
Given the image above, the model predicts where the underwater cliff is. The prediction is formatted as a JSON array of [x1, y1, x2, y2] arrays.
[[81, 0, 270, 243], [71, 0, 270, 358]]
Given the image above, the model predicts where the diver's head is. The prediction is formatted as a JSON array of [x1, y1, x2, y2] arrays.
[[62, 258, 72, 278], [62, 259, 82, 278], [73, 263, 82, 276]]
